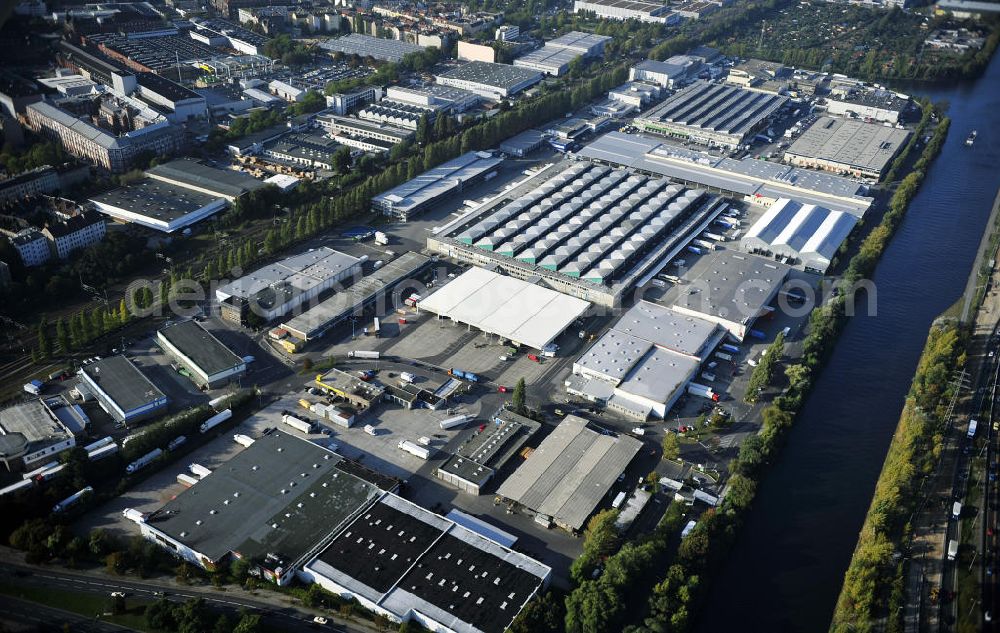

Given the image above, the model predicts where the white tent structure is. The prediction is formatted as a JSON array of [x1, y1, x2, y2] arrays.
[[417, 267, 591, 351], [740, 198, 858, 273]]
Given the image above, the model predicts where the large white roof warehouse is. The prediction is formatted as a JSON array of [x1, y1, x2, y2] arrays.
[[740, 198, 859, 274], [417, 267, 590, 351]]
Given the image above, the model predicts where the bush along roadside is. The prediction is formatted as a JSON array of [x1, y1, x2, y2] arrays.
[[594, 112, 952, 633]]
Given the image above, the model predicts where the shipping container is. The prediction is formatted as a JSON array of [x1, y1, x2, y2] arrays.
[[177, 473, 199, 488], [87, 443, 119, 461], [167, 435, 187, 451], [0, 478, 35, 497], [282, 413, 314, 434], [83, 436, 114, 453], [398, 440, 431, 460], [23, 461, 59, 480], [439, 415, 469, 430], [189, 463, 212, 479], [199, 409, 233, 434]]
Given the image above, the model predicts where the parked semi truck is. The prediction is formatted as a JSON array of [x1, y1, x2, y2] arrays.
[[233, 434, 255, 448], [83, 437, 114, 453], [53, 486, 94, 513], [687, 383, 720, 402], [720, 343, 740, 354], [199, 409, 232, 434], [189, 463, 212, 479], [22, 461, 58, 480], [349, 350, 380, 359], [968, 418, 978, 439], [167, 436, 187, 451], [702, 232, 727, 242], [398, 440, 431, 460], [692, 239, 716, 251], [282, 413, 315, 434], [126, 449, 163, 475], [714, 352, 733, 362], [449, 368, 480, 382]]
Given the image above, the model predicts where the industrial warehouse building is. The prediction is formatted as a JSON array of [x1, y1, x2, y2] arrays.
[[435, 61, 543, 100], [495, 414, 642, 532], [568, 301, 725, 420], [784, 117, 911, 180], [156, 320, 247, 389], [280, 252, 432, 341], [78, 356, 168, 424], [418, 267, 592, 352], [132, 431, 397, 584], [216, 248, 363, 325], [426, 161, 729, 308], [740, 198, 859, 274], [90, 159, 264, 232], [573, 0, 679, 23], [669, 251, 791, 340], [319, 33, 425, 63], [635, 81, 788, 149], [435, 408, 541, 494], [513, 31, 611, 76], [0, 400, 77, 471], [372, 151, 503, 221], [578, 131, 874, 217], [302, 493, 550, 633], [499, 129, 546, 157]]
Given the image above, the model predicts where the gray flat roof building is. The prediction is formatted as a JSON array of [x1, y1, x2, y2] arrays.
[[137, 431, 394, 583], [320, 34, 424, 63], [495, 414, 642, 532], [669, 251, 791, 340], [499, 129, 546, 157], [578, 131, 874, 217], [425, 160, 728, 308], [305, 493, 550, 633], [156, 321, 247, 388], [281, 252, 432, 341], [79, 356, 168, 424], [146, 158, 264, 201], [373, 151, 503, 221], [514, 46, 580, 76], [0, 400, 76, 471], [216, 247, 364, 323], [571, 301, 723, 419], [785, 116, 911, 180], [90, 179, 227, 233], [435, 408, 541, 494], [435, 61, 543, 99], [636, 80, 788, 149]]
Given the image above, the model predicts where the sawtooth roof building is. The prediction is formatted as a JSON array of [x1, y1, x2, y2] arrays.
[[425, 160, 729, 308], [636, 80, 788, 149], [578, 131, 874, 217], [784, 116, 911, 180], [495, 414, 642, 532], [568, 301, 724, 419], [740, 198, 858, 273], [372, 151, 503, 221], [303, 493, 550, 633]]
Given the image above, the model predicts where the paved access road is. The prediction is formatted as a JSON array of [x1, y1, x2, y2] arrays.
[[0, 560, 361, 633]]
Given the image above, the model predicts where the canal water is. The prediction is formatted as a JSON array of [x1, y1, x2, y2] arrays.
[[698, 55, 1000, 632]]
